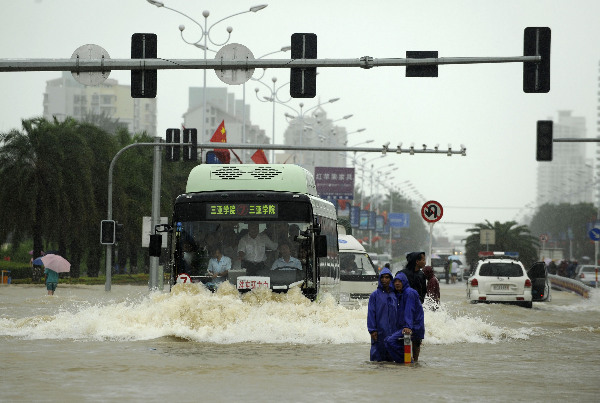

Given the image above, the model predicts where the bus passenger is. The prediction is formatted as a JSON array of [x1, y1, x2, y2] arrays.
[[206, 245, 231, 289], [238, 222, 278, 275], [367, 267, 396, 362], [271, 243, 302, 271]]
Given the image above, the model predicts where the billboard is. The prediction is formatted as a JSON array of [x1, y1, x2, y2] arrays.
[[388, 213, 410, 228], [376, 215, 385, 233], [368, 211, 376, 230], [359, 210, 369, 230], [314, 167, 355, 200], [350, 206, 360, 228]]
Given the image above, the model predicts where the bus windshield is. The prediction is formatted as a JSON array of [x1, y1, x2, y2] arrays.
[[172, 200, 315, 289]]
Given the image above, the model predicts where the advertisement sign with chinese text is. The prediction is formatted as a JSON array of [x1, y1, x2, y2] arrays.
[[314, 167, 355, 200]]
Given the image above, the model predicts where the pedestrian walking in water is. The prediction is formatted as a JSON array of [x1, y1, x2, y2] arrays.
[[44, 267, 59, 295], [401, 252, 427, 303], [422, 265, 440, 308], [367, 267, 397, 362], [384, 272, 425, 363]]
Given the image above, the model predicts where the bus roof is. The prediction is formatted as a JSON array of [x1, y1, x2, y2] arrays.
[[186, 164, 318, 196]]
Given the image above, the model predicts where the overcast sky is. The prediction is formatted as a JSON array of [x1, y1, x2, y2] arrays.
[[1, 0, 599, 241]]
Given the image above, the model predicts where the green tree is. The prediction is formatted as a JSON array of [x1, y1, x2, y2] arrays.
[[529, 202, 596, 261], [0, 117, 118, 277], [465, 220, 539, 266]]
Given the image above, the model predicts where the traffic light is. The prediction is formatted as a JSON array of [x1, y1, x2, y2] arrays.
[[536, 120, 553, 161], [131, 33, 158, 98], [183, 128, 198, 161], [523, 27, 551, 93], [290, 33, 317, 98], [165, 128, 180, 162], [100, 220, 115, 245], [115, 223, 124, 243]]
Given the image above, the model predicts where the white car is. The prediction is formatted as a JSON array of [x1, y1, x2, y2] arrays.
[[466, 256, 533, 308]]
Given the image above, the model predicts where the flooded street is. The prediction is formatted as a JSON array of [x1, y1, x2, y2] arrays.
[[1, 282, 599, 402]]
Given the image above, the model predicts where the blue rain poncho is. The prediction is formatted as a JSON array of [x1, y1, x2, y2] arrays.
[[367, 267, 397, 361], [384, 272, 425, 363]]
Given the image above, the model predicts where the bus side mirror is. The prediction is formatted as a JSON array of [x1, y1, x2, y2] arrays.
[[149, 234, 162, 257], [315, 235, 327, 258]]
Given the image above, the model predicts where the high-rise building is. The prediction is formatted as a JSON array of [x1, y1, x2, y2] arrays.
[[43, 72, 157, 136], [537, 110, 593, 205], [281, 106, 348, 173], [183, 87, 269, 163]]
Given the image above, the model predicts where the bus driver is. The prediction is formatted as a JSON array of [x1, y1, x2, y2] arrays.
[[238, 222, 278, 275]]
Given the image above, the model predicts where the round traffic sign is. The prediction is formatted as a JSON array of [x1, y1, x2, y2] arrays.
[[214, 43, 255, 85], [539, 234, 549, 242], [421, 200, 443, 223], [588, 228, 600, 242], [70, 44, 111, 86]]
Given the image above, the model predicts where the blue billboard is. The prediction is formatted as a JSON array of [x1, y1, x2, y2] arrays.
[[350, 206, 360, 228], [389, 213, 410, 228]]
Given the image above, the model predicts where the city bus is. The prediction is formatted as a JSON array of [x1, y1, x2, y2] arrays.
[[160, 164, 339, 301]]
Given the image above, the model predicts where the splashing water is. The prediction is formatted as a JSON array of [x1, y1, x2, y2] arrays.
[[0, 283, 533, 344]]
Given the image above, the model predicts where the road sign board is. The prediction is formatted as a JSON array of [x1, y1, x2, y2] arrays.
[[588, 228, 600, 241], [539, 234, 549, 242], [480, 229, 495, 245], [389, 213, 410, 228], [421, 200, 443, 223]]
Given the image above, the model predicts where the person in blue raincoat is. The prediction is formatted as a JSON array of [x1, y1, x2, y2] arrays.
[[384, 272, 425, 362], [367, 267, 397, 361]]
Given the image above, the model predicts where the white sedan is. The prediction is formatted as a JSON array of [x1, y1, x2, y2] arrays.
[[466, 257, 533, 308]]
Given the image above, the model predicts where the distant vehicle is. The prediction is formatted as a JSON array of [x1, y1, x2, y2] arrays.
[[466, 256, 533, 308], [369, 253, 380, 271], [431, 255, 463, 282], [338, 235, 378, 305], [575, 265, 600, 287]]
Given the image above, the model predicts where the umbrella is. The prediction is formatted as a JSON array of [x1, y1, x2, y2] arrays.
[[431, 254, 441, 259], [37, 254, 71, 273], [448, 255, 461, 261]]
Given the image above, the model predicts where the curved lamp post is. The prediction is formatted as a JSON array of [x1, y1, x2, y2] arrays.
[[147, 0, 267, 148]]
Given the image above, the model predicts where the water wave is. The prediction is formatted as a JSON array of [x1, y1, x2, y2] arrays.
[[0, 283, 530, 344]]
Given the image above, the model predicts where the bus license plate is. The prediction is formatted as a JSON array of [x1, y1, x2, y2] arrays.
[[237, 276, 270, 290]]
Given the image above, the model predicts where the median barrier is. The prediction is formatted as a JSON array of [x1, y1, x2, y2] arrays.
[[549, 274, 592, 298]]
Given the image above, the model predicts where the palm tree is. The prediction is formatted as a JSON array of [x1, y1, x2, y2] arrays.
[[465, 220, 539, 266], [0, 117, 118, 277], [0, 117, 59, 258]]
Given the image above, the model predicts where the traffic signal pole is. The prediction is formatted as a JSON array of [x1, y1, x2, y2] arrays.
[[105, 139, 169, 291], [0, 55, 542, 72]]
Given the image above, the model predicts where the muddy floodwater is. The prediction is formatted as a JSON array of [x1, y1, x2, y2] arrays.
[[1, 282, 599, 402]]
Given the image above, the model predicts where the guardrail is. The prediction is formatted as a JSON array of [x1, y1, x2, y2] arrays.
[[549, 274, 592, 298]]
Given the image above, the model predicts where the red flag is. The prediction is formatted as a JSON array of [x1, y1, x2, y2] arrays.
[[251, 149, 269, 164], [365, 203, 371, 211], [338, 199, 348, 210], [210, 120, 230, 164]]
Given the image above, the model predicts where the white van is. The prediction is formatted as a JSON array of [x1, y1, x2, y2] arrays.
[[338, 235, 378, 306]]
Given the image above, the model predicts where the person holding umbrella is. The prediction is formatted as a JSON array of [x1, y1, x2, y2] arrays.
[[33, 253, 71, 295], [44, 266, 59, 295]]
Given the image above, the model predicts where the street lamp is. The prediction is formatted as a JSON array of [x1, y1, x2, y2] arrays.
[[148, 1, 268, 151], [280, 98, 340, 170]]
